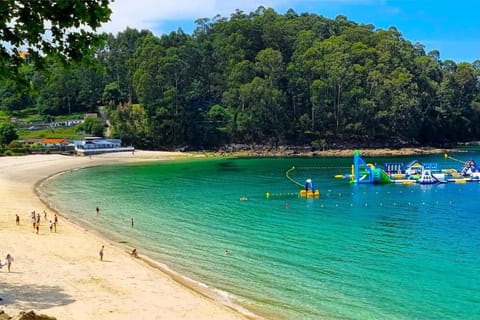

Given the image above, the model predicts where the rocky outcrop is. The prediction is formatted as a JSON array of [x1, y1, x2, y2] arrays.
[[0, 310, 56, 320], [0, 310, 10, 320]]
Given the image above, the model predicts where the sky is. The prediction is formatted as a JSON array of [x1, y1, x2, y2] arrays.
[[99, 0, 480, 63]]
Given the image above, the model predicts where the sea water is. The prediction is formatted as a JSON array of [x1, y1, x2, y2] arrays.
[[40, 153, 480, 319]]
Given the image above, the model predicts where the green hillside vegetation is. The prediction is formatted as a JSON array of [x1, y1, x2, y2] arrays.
[[17, 126, 84, 140], [0, 111, 9, 122], [1, 7, 480, 150]]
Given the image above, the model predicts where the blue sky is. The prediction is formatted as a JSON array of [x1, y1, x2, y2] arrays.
[[101, 0, 479, 63]]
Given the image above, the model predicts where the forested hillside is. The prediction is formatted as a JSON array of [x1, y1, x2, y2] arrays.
[[1, 7, 480, 150]]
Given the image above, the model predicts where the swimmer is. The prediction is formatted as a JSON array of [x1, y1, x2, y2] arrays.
[[240, 196, 248, 201]]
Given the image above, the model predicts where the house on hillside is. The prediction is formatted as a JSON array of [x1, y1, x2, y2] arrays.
[[73, 137, 134, 155], [37, 138, 75, 152], [84, 113, 98, 118]]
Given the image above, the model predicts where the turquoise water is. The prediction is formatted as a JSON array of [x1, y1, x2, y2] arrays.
[[41, 154, 480, 319]]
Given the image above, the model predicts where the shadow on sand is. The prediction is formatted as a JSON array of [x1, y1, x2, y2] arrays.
[[0, 282, 75, 310]]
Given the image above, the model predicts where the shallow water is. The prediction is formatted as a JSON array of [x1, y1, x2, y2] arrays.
[[41, 153, 480, 319]]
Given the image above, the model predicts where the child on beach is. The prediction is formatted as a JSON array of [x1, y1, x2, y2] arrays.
[[131, 248, 138, 258]]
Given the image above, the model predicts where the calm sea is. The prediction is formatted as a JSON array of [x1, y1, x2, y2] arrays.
[[40, 153, 480, 319]]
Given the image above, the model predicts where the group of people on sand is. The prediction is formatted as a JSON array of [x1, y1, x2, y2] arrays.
[[28, 210, 58, 234]]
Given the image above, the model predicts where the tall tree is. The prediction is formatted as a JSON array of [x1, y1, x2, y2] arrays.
[[1, 0, 112, 82]]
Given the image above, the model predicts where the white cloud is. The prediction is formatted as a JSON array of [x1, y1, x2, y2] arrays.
[[99, 0, 294, 35], [99, 0, 385, 35]]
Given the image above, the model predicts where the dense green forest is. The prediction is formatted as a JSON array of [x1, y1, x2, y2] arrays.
[[1, 7, 480, 150]]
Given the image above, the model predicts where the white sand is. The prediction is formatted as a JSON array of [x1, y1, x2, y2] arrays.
[[0, 152, 252, 319]]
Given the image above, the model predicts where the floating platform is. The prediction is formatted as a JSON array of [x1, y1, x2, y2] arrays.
[[299, 189, 320, 198]]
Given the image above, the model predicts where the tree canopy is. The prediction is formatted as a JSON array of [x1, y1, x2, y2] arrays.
[[0, 0, 112, 80], [1, 7, 480, 150]]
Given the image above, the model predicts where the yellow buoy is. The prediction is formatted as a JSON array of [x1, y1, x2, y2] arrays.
[[299, 189, 320, 198]]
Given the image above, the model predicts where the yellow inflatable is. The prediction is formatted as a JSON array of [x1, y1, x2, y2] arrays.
[[299, 189, 320, 198]]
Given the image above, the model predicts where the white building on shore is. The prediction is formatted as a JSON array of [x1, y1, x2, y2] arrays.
[[73, 137, 134, 156]]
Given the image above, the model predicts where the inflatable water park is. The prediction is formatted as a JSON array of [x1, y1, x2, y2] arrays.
[[263, 149, 478, 201], [345, 150, 480, 185]]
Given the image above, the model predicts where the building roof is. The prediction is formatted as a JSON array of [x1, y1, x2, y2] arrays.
[[40, 138, 70, 144]]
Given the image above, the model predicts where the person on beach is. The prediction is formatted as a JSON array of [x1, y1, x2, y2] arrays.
[[1, 254, 14, 272], [54, 214, 58, 232], [36, 212, 40, 224], [131, 248, 138, 258], [31, 212, 36, 229], [44, 210, 47, 220], [131, 218, 134, 227], [49, 220, 53, 232], [15, 214, 19, 225], [99, 245, 104, 261], [96, 207, 100, 215], [36, 222, 39, 235]]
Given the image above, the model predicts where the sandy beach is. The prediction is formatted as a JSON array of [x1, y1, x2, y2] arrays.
[[0, 151, 251, 320]]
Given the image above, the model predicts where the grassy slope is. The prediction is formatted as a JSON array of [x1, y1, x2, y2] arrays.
[[17, 126, 85, 140]]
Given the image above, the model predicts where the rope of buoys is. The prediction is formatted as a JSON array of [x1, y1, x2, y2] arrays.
[[444, 153, 465, 164], [265, 192, 300, 198], [285, 166, 305, 188]]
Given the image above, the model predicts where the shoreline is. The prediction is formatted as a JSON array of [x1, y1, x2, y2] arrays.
[[0, 151, 253, 320], [35, 173, 259, 320], [0, 147, 464, 319], [207, 146, 452, 158]]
